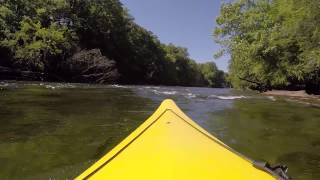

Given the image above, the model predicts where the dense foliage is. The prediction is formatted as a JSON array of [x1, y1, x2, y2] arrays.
[[214, 0, 320, 94], [0, 0, 225, 87]]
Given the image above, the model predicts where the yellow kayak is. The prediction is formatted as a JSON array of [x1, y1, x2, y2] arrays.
[[76, 99, 289, 180]]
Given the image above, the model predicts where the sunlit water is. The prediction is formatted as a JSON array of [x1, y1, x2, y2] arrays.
[[0, 82, 319, 180]]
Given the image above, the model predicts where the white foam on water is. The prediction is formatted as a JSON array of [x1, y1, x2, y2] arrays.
[[144, 86, 160, 89], [110, 84, 127, 88], [209, 95, 247, 100], [45, 85, 56, 90], [42, 83, 75, 89], [185, 93, 196, 98], [267, 96, 276, 101], [0, 83, 9, 87], [152, 90, 177, 95]]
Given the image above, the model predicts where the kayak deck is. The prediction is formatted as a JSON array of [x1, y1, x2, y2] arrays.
[[76, 99, 277, 180]]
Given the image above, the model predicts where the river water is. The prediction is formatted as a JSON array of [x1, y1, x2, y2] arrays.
[[0, 82, 319, 180]]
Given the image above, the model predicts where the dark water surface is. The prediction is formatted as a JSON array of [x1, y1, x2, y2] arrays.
[[0, 82, 319, 179]]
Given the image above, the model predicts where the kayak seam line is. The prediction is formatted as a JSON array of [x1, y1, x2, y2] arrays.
[[82, 109, 170, 179]]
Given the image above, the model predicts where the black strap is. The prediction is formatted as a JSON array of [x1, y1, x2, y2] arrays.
[[253, 161, 291, 180]]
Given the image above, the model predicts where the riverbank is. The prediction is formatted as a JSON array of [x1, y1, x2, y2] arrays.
[[263, 90, 320, 99]]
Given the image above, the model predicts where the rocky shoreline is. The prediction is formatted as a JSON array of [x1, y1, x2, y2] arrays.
[[262, 90, 319, 99]]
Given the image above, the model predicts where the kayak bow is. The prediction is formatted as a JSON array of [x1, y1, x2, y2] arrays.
[[76, 99, 287, 180]]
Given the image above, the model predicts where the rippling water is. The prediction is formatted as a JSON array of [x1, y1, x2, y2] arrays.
[[0, 81, 319, 179]]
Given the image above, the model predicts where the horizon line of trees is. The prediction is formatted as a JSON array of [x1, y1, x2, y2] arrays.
[[0, 0, 226, 87], [214, 0, 320, 94]]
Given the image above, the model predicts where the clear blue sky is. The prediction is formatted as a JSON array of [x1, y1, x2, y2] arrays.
[[120, 0, 229, 72]]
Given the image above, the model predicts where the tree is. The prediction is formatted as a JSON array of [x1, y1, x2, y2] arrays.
[[1, 17, 75, 71], [199, 62, 225, 87], [0, 0, 226, 87], [214, 0, 320, 93]]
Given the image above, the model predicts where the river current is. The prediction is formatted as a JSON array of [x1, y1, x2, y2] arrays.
[[0, 82, 319, 179]]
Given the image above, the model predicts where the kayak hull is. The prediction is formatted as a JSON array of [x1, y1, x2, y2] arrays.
[[76, 99, 277, 180]]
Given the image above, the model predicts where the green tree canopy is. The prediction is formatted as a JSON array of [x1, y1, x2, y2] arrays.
[[0, 0, 226, 87], [214, 0, 320, 93]]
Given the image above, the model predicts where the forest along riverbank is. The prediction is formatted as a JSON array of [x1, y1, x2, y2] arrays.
[[0, 82, 319, 180], [0, 1, 226, 87], [214, 0, 320, 95]]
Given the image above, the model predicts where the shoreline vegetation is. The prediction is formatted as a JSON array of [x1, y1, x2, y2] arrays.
[[1, 0, 319, 94], [0, 0, 226, 88], [214, 0, 320, 95]]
